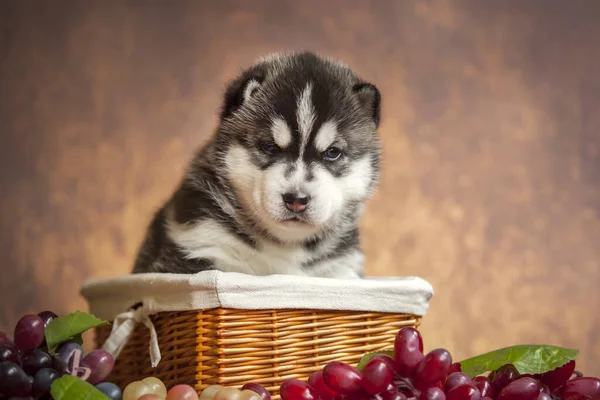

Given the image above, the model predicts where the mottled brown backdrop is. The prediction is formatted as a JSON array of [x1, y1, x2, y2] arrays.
[[1, 0, 599, 375]]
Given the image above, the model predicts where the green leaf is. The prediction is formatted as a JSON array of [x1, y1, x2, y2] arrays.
[[459, 344, 579, 378], [45, 310, 110, 351], [50, 375, 110, 400], [356, 350, 394, 370], [71, 334, 84, 346]]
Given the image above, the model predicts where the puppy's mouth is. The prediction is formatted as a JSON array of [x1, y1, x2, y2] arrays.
[[284, 217, 304, 223], [281, 216, 311, 225]]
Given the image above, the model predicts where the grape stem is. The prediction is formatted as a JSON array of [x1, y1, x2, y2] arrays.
[[69, 349, 91, 381], [393, 376, 420, 400]]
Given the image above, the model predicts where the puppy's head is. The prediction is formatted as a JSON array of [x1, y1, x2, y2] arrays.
[[218, 52, 381, 243]]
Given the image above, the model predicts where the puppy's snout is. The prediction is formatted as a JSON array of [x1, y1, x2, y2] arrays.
[[282, 192, 310, 213]]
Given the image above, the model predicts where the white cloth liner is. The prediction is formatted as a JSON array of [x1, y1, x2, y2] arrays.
[[80, 271, 434, 368]]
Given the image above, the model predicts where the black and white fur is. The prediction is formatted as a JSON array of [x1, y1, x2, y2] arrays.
[[132, 52, 381, 278]]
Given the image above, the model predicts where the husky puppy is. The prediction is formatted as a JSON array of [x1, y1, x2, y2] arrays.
[[132, 52, 381, 278]]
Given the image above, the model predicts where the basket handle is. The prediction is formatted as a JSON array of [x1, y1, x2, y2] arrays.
[[102, 306, 162, 368]]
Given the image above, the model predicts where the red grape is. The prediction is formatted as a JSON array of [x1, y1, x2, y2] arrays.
[[242, 383, 272, 400], [497, 377, 540, 400], [416, 380, 444, 393], [492, 364, 521, 391], [539, 360, 576, 391], [0, 361, 32, 397], [446, 372, 472, 392], [473, 376, 495, 398], [382, 392, 408, 400], [361, 357, 394, 395], [415, 349, 453, 384], [561, 377, 600, 400], [0, 331, 12, 346], [323, 361, 363, 394], [447, 384, 482, 400], [538, 384, 551, 395], [81, 349, 114, 384], [37, 311, 58, 328], [397, 327, 424, 352], [13, 315, 45, 353], [21, 349, 52, 376], [447, 363, 462, 376], [372, 354, 397, 371], [384, 383, 398, 393], [0, 344, 21, 365], [37, 311, 58, 347], [308, 370, 339, 400], [420, 386, 446, 400], [341, 391, 373, 400], [280, 379, 319, 400], [399, 351, 425, 378], [394, 327, 424, 377], [537, 393, 552, 400]]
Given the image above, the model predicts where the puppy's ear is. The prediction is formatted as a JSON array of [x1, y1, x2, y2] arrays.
[[220, 67, 266, 119], [353, 82, 381, 128]]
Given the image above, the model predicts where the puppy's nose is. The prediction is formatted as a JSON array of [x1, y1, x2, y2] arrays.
[[282, 193, 310, 213]]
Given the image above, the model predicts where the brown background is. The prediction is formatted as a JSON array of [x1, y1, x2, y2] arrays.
[[1, 0, 599, 375]]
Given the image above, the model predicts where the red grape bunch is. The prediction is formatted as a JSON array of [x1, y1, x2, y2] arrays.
[[278, 327, 600, 400], [0, 311, 121, 399]]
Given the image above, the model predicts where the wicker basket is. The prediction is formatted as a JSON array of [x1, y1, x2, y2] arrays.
[[83, 272, 432, 398]]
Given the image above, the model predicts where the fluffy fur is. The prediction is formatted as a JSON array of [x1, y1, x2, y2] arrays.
[[132, 52, 382, 278]]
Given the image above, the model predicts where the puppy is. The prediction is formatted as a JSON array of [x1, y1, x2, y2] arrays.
[[132, 52, 381, 278]]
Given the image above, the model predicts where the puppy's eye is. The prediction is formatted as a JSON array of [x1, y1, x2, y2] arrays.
[[323, 147, 342, 161], [260, 140, 281, 155]]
